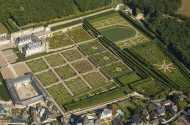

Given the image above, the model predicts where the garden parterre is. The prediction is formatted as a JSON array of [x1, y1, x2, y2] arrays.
[[61, 49, 83, 62], [45, 53, 66, 67]]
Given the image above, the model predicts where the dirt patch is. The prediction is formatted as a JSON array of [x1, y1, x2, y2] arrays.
[[178, 0, 190, 17], [1, 67, 15, 79], [2, 49, 14, 56], [0, 57, 7, 67], [6, 54, 18, 64], [0, 43, 15, 50], [13, 63, 30, 77]]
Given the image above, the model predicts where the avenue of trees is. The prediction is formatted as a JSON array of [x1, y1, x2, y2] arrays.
[[0, 0, 113, 26], [124, 0, 190, 68]]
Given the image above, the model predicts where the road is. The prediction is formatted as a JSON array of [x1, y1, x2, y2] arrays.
[[48, 8, 114, 28]]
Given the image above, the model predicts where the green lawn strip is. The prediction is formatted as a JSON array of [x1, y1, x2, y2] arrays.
[[100, 25, 136, 42], [61, 49, 83, 62], [117, 72, 142, 86], [36, 70, 58, 86], [0, 73, 10, 101], [54, 65, 77, 80], [78, 40, 107, 56], [45, 53, 66, 67], [64, 87, 127, 111], [0, 22, 8, 34]]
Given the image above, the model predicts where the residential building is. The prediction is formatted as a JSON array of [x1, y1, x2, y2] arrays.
[[98, 109, 112, 119]]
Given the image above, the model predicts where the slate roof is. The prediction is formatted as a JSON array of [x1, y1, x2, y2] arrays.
[[130, 115, 142, 124], [10, 118, 27, 124]]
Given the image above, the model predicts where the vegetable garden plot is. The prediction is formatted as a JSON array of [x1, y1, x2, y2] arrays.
[[45, 53, 66, 67], [36, 70, 58, 86], [61, 49, 83, 62], [26, 58, 48, 73], [82, 71, 107, 88], [79, 40, 107, 56], [71, 60, 94, 74], [64, 77, 90, 95]]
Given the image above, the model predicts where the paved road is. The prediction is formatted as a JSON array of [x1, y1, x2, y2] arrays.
[[48, 8, 114, 28]]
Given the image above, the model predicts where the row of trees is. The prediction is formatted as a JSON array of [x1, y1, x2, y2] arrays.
[[0, 0, 114, 26], [124, 0, 190, 69]]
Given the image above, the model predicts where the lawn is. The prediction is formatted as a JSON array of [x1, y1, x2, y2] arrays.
[[0, 22, 8, 34], [66, 27, 93, 43], [36, 70, 58, 86], [47, 83, 71, 105], [0, 81, 10, 101], [79, 40, 107, 55], [26, 58, 49, 73], [72, 60, 94, 74], [47, 33, 74, 49], [54, 65, 77, 80], [89, 51, 119, 67], [117, 72, 141, 85], [100, 25, 136, 42], [64, 77, 90, 95], [101, 61, 132, 78], [82, 71, 107, 88], [61, 49, 83, 62], [177, 0, 190, 17], [45, 53, 66, 67]]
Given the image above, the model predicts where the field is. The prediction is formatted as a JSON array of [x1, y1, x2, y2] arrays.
[[36, 70, 58, 86], [0, 22, 8, 34], [26, 58, 49, 73], [47, 33, 74, 49], [89, 51, 119, 67], [61, 49, 83, 62], [131, 42, 190, 88], [54, 65, 77, 80], [101, 61, 132, 78], [47, 83, 71, 105], [177, 0, 190, 17], [131, 79, 167, 97], [82, 71, 107, 88], [117, 72, 141, 85], [64, 77, 90, 95], [100, 25, 136, 42], [79, 40, 107, 56], [66, 27, 93, 43], [71, 60, 94, 74], [45, 53, 66, 67]]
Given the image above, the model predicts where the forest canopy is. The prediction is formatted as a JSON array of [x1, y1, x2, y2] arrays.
[[0, 0, 113, 26], [124, 0, 190, 68]]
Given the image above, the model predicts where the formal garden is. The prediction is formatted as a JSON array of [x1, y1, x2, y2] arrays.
[[45, 53, 66, 67], [61, 49, 83, 62]]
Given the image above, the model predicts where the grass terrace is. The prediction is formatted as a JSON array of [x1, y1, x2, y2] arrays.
[[55, 65, 77, 80], [79, 40, 107, 56], [0, 22, 8, 34], [89, 51, 119, 67], [64, 77, 90, 95], [36, 70, 58, 87], [71, 60, 94, 74], [82, 71, 107, 88], [26, 58, 49, 73], [61, 49, 83, 62], [45, 53, 66, 67]]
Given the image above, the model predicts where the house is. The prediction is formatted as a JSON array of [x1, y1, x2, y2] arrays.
[[9, 118, 27, 125], [149, 118, 159, 125], [113, 118, 123, 125], [150, 111, 157, 120], [98, 109, 112, 119], [0, 104, 8, 118], [156, 107, 165, 116], [76, 115, 100, 125], [130, 115, 143, 125], [161, 100, 172, 106], [179, 94, 187, 101]]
